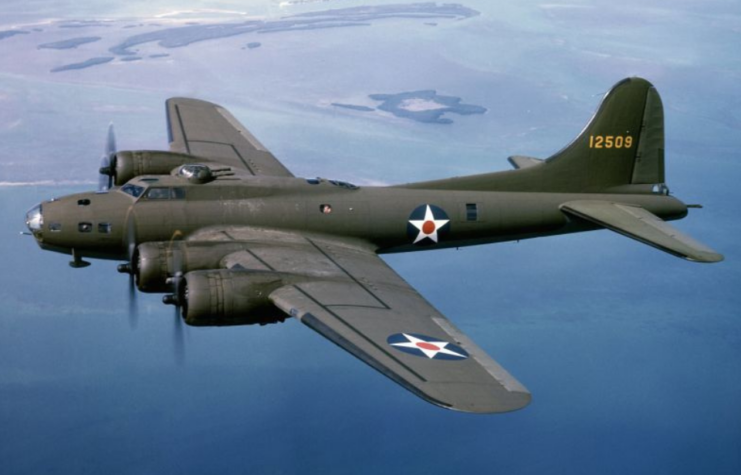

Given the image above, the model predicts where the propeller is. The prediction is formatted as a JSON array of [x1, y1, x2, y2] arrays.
[[173, 301, 185, 366], [98, 123, 117, 191], [117, 211, 138, 328], [163, 241, 186, 365], [128, 274, 138, 329]]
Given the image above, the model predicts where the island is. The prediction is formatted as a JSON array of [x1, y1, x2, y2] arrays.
[[58, 20, 111, 29], [38, 36, 102, 50], [107, 3, 479, 56], [369, 90, 487, 124], [51, 57, 114, 73], [0, 30, 29, 40], [331, 103, 375, 112]]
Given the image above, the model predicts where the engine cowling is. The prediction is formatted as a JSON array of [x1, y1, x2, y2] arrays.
[[108, 150, 209, 186], [136, 242, 247, 292], [181, 270, 288, 326]]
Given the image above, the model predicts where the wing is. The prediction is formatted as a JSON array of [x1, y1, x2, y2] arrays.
[[561, 200, 724, 263], [193, 227, 531, 414], [166, 97, 294, 177]]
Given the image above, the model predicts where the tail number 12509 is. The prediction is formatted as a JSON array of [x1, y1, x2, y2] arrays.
[[589, 135, 633, 149]]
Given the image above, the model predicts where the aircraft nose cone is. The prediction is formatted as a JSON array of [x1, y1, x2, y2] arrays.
[[25, 204, 43, 235]]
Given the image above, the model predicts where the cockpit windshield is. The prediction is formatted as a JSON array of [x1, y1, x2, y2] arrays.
[[120, 183, 144, 198]]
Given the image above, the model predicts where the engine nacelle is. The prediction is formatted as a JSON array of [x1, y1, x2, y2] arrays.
[[110, 150, 209, 186], [181, 270, 288, 326], [136, 241, 250, 292]]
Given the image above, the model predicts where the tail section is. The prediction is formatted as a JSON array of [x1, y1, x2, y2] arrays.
[[544, 77, 665, 191], [402, 77, 666, 193]]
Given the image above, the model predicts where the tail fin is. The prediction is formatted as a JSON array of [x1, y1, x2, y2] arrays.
[[544, 77, 665, 191], [402, 77, 666, 193]]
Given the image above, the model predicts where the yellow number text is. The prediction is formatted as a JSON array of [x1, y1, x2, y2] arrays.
[[589, 135, 633, 149]]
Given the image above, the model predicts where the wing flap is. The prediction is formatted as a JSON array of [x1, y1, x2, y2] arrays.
[[166, 98, 294, 177], [561, 200, 723, 263]]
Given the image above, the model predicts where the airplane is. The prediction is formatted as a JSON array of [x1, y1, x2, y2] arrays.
[[24, 77, 723, 414]]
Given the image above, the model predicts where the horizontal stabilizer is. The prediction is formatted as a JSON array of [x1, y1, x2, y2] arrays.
[[560, 200, 724, 263], [507, 155, 544, 170]]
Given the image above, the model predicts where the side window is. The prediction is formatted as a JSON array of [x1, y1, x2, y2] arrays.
[[49, 223, 62, 232], [145, 187, 170, 200], [171, 187, 186, 199], [466, 203, 478, 221], [98, 223, 112, 234], [78, 222, 93, 233]]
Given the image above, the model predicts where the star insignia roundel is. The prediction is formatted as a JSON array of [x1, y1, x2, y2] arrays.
[[407, 204, 450, 246], [387, 333, 469, 360]]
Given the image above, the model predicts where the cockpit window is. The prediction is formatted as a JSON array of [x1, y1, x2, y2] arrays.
[[121, 184, 144, 198], [145, 187, 170, 200], [143, 187, 186, 200]]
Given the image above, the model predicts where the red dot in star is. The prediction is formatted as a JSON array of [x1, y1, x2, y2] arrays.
[[422, 221, 436, 234], [416, 342, 440, 351]]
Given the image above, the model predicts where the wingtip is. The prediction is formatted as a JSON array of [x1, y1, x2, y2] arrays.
[[443, 390, 532, 414], [686, 251, 724, 264]]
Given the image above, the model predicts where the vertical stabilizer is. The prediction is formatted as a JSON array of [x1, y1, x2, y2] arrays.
[[400, 77, 667, 193], [541, 77, 665, 191]]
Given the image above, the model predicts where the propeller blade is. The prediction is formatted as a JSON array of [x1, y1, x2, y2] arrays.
[[128, 274, 138, 329], [98, 123, 117, 191], [173, 305, 185, 366], [171, 242, 186, 365], [98, 155, 111, 192], [126, 213, 137, 264], [105, 123, 117, 156], [124, 212, 139, 328]]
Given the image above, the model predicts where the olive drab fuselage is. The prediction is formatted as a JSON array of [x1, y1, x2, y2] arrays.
[[31, 174, 689, 262]]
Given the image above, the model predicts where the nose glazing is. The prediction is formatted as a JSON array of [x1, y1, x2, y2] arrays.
[[25, 204, 43, 234]]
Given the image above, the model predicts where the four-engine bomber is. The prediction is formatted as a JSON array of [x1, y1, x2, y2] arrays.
[[25, 78, 723, 414]]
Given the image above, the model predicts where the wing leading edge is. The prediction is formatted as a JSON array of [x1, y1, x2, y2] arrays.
[[166, 97, 294, 177]]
